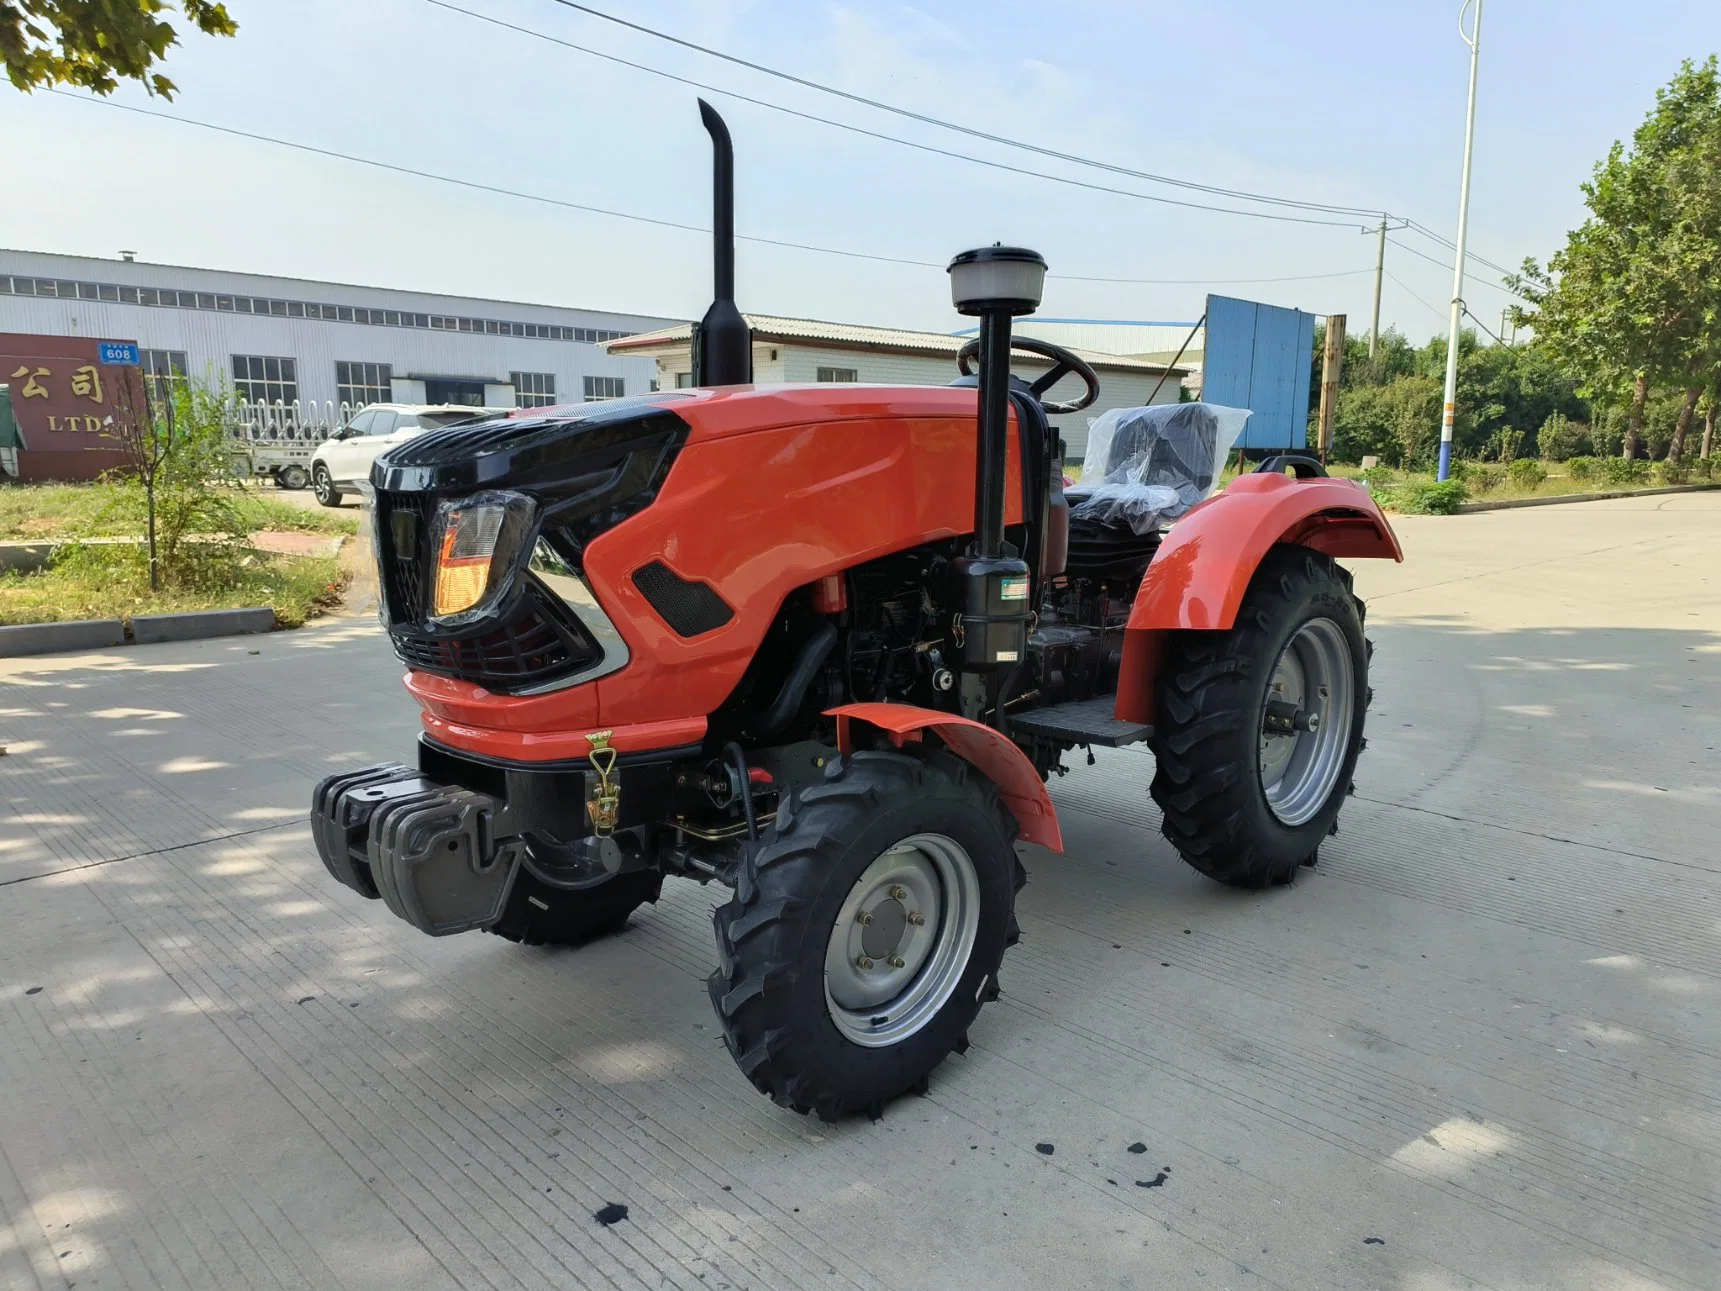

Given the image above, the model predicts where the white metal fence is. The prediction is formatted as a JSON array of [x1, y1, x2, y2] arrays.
[[230, 399, 358, 443]]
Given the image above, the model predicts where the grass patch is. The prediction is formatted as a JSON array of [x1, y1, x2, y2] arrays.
[[0, 551, 347, 628], [0, 483, 359, 540]]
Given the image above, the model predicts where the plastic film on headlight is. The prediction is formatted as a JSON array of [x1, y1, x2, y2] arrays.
[[429, 490, 536, 625]]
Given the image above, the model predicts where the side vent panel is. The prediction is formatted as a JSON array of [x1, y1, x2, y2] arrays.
[[632, 561, 734, 638]]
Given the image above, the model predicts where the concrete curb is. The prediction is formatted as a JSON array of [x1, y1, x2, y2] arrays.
[[0, 542, 58, 574], [0, 619, 126, 658], [1454, 482, 1720, 514], [132, 608, 277, 645], [0, 608, 277, 658]]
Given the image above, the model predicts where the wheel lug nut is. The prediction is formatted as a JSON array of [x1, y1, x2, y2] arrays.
[[889, 885, 907, 900], [907, 912, 925, 926], [856, 911, 873, 926], [856, 955, 874, 970], [887, 955, 906, 969]]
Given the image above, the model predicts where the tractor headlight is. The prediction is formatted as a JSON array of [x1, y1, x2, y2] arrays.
[[428, 490, 536, 625]]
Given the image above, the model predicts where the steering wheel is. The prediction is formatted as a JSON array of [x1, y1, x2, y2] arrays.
[[956, 336, 1100, 415]]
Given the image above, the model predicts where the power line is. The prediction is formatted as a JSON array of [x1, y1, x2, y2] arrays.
[[1384, 269, 1449, 325], [531, 0, 1395, 222], [1059, 268, 1373, 285], [42, 90, 1375, 287], [1402, 219, 1517, 280], [421, 0, 1364, 230], [1386, 236, 1522, 298], [45, 90, 934, 267]]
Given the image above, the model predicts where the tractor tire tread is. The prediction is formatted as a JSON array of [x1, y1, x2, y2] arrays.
[[1148, 544, 1371, 889], [707, 745, 1018, 1118]]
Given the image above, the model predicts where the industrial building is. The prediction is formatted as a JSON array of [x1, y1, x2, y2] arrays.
[[0, 249, 673, 415], [608, 314, 1186, 462]]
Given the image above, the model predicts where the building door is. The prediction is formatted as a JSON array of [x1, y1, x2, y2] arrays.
[[423, 378, 486, 408]]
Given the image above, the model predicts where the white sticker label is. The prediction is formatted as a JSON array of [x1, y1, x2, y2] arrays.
[[994, 650, 1019, 662], [1000, 576, 1030, 601]]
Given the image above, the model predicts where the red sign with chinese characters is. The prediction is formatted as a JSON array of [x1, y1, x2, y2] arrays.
[[1, 332, 142, 481]]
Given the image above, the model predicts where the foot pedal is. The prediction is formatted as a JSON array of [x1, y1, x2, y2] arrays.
[[1008, 697, 1153, 748]]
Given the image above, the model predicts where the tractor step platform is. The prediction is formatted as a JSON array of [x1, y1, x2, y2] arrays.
[[1008, 697, 1153, 748]]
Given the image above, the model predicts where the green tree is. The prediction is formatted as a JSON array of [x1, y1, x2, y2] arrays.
[[1514, 57, 1721, 459], [2, 0, 236, 97]]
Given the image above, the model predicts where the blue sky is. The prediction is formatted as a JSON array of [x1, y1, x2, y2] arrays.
[[1, 1, 1712, 337]]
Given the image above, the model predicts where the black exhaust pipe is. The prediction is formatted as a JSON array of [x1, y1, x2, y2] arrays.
[[692, 100, 752, 387]]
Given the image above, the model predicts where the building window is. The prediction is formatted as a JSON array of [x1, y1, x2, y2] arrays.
[[583, 375, 625, 401], [231, 354, 299, 406], [141, 349, 188, 404], [816, 366, 859, 383], [674, 372, 694, 389], [336, 361, 392, 409], [511, 372, 557, 408]]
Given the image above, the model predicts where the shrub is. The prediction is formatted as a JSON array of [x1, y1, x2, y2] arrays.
[[1692, 457, 1715, 481], [1598, 456, 1651, 486], [1486, 428, 1526, 463], [1656, 458, 1692, 486], [1507, 459, 1548, 488], [1360, 465, 1397, 490], [1467, 464, 1504, 493], [1536, 412, 1591, 461], [1393, 480, 1468, 515], [1566, 456, 1599, 481]]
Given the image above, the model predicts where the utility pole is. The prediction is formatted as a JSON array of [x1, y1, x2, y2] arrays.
[[1438, 0, 1483, 482], [1369, 218, 1386, 361], [1499, 307, 1510, 346], [1317, 314, 1347, 464]]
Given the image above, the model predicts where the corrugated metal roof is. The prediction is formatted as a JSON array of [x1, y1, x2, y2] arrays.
[[609, 314, 1184, 374]]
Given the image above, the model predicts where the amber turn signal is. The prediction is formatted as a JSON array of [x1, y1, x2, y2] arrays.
[[432, 503, 506, 617]]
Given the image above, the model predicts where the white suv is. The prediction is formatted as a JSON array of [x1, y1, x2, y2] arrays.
[[310, 404, 483, 506]]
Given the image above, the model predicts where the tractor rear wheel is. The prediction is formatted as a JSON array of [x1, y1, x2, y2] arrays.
[[707, 747, 1024, 1120], [486, 866, 662, 947], [1149, 544, 1370, 888]]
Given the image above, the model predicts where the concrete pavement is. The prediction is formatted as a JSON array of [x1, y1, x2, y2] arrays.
[[0, 491, 1716, 1290]]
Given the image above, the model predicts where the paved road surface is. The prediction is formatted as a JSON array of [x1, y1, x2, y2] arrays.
[[1, 492, 1716, 1290]]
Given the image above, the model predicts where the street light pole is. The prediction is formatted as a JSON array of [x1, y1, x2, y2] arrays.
[[1437, 0, 1483, 482]]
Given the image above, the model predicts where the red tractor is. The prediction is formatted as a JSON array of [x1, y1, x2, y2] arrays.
[[312, 103, 1402, 1120]]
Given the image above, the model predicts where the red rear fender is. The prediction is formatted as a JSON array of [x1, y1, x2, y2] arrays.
[[1114, 473, 1401, 725], [1127, 473, 1401, 632], [828, 703, 1062, 853]]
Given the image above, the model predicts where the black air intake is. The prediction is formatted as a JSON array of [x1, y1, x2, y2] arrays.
[[632, 561, 734, 637]]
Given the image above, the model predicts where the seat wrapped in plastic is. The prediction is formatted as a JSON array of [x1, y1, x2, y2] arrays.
[[1071, 402, 1252, 534]]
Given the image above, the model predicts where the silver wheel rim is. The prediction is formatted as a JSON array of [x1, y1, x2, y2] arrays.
[[314, 469, 332, 501], [1259, 617, 1354, 826], [823, 833, 981, 1048]]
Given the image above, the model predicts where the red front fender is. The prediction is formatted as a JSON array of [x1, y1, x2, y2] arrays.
[[1114, 473, 1401, 725], [827, 703, 1062, 853]]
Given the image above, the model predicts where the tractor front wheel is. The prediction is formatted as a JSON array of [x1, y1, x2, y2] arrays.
[[1149, 544, 1370, 888], [707, 748, 1024, 1120]]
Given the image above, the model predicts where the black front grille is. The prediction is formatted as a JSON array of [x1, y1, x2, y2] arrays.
[[376, 490, 439, 624], [390, 579, 600, 693]]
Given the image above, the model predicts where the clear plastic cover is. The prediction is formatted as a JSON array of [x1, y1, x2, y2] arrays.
[[1071, 402, 1252, 534]]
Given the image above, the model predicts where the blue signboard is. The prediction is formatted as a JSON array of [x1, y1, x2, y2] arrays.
[[1201, 295, 1315, 450], [98, 341, 140, 366]]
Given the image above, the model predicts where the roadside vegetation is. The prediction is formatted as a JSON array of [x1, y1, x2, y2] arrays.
[[0, 377, 352, 628], [1313, 58, 1719, 492], [0, 482, 358, 541]]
